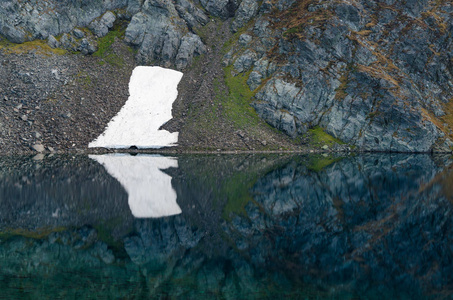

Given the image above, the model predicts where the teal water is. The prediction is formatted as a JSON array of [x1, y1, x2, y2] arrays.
[[0, 153, 452, 299]]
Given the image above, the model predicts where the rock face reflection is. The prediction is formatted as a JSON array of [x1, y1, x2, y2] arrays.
[[227, 154, 453, 298], [0, 155, 132, 231], [90, 154, 181, 218], [0, 154, 452, 298]]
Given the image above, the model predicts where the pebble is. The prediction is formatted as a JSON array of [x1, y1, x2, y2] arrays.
[[31, 144, 45, 153], [33, 153, 45, 160], [0, 46, 134, 154]]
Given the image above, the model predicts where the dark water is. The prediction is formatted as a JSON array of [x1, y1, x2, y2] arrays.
[[0, 153, 452, 299]]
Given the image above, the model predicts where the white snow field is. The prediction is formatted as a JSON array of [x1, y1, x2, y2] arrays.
[[90, 154, 181, 218], [89, 66, 183, 149]]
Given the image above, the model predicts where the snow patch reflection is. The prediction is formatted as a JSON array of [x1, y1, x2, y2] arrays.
[[90, 154, 180, 218]]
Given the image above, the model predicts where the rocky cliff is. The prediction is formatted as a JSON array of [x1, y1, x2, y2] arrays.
[[227, 0, 453, 152], [0, 0, 452, 153]]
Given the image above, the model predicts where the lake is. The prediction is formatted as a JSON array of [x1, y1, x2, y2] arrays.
[[0, 153, 452, 299]]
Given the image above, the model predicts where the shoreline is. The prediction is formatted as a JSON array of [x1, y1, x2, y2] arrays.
[[1, 147, 451, 157]]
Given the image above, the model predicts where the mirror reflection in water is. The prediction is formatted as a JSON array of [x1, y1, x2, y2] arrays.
[[90, 154, 180, 218], [0, 153, 452, 299]]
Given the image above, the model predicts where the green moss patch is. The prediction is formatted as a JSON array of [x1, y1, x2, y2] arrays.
[[222, 66, 260, 127], [0, 39, 66, 56], [307, 154, 344, 172], [0, 227, 66, 241], [308, 126, 344, 147], [283, 25, 303, 38], [217, 65, 284, 143], [93, 22, 128, 68], [93, 27, 124, 58], [218, 155, 290, 220], [221, 171, 259, 220], [75, 71, 94, 88], [93, 218, 131, 257], [221, 20, 254, 53]]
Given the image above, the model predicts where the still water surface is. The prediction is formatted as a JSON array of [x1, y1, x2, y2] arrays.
[[0, 153, 452, 299]]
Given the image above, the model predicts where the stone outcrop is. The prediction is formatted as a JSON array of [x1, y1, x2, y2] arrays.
[[0, 0, 452, 152], [53, 32, 98, 55], [231, 0, 259, 32], [124, 0, 207, 69], [224, 0, 453, 152], [0, 0, 208, 70], [199, 0, 240, 19], [0, 0, 128, 43]]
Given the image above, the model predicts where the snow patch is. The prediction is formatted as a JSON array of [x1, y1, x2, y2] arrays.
[[90, 154, 181, 218], [89, 66, 182, 149]]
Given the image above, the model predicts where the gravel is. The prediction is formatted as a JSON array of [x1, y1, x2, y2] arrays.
[[0, 39, 135, 154]]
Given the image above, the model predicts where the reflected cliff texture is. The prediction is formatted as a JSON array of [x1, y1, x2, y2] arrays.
[[0, 154, 131, 232], [0, 153, 452, 298]]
